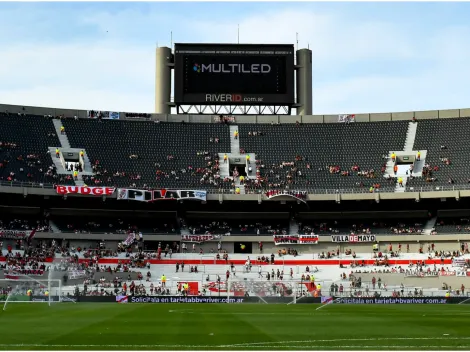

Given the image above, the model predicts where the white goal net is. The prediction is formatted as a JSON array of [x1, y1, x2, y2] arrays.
[[227, 279, 321, 304], [1, 269, 75, 310]]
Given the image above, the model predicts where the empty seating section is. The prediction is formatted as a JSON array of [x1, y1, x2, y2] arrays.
[[409, 118, 470, 190], [435, 217, 470, 234], [51, 215, 178, 234], [298, 218, 425, 236], [0, 113, 67, 185], [4, 112, 470, 195], [61, 120, 230, 190], [183, 219, 289, 235], [238, 122, 408, 193]]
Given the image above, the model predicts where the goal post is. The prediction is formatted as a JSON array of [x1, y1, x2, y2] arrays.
[[1, 271, 65, 310], [226, 279, 308, 304]]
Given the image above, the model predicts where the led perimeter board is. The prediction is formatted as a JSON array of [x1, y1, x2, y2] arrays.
[[174, 43, 295, 106]]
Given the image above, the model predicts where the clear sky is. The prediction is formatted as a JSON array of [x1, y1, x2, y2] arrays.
[[1, 1, 469, 114]]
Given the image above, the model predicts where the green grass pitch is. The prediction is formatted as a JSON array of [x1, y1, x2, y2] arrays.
[[1, 303, 470, 350]]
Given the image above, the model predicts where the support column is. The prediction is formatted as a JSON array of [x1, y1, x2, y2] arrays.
[[155, 46, 172, 114], [295, 49, 313, 116]]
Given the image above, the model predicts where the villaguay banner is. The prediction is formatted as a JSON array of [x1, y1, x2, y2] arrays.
[[0, 229, 36, 240], [117, 189, 207, 202], [181, 234, 220, 243], [56, 186, 115, 196], [331, 235, 376, 243], [273, 234, 319, 245]]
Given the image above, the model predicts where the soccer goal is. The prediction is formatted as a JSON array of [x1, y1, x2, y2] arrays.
[[1, 270, 74, 310], [227, 279, 303, 304]]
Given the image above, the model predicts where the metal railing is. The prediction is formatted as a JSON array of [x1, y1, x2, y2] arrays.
[[2, 180, 470, 195]]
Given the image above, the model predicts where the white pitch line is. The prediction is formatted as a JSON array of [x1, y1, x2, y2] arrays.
[[218, 337, 470, 348], [0, 345, 469, 350], [1, 337, 470, 349]]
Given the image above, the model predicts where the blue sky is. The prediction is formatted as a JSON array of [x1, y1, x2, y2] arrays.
[[1, 1, 470, 114]]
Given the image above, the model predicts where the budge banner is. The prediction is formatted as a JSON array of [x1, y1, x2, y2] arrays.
[[56, 186, 115, 196]]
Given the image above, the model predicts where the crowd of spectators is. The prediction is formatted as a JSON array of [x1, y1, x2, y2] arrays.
[[0, 216, 50, 233], [297, 220, 424, 236], [183, 220, 287, 236]]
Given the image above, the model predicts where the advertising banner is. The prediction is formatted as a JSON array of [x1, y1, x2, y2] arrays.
[[333, 297, 449, 304], [174, 43, 295, 106], [87, 111, 119, 119], [117, 189, 206, 202], [331, 235, 376, 243], [128, 296, 246, 304], [273, 234, 319, 245], [124, 295, 322, 304], [56, 186, 115, 196], [108, 111, 120, 120]]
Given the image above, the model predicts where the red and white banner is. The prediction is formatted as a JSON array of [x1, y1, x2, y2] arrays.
[[456, 271, 469, 277], [181, 234, 220, 243], [265, 190, 307, 201], [56, 186, 115, 196], [439, 271, 456, 277], [273, 234, 319, 245], [0, 229, 36, 241], [5, 274, 19, 280]]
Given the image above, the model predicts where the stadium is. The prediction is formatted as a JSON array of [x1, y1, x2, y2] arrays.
[[1, 42, 470, 351]]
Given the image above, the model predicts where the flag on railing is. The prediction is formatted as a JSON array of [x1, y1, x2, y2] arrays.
[[122, 233, 136, 247]]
